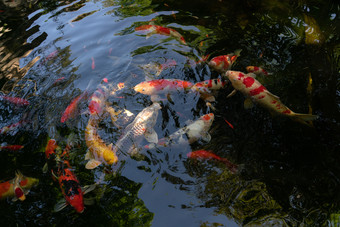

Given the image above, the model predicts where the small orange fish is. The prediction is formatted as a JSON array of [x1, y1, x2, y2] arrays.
[[61, 92, 88, 123], [246, 66, 270, 76], [135, 25, 186, 45], [187, 150, 238, 173], [0, 95, 29, 106], [0, 120, 26, 135], [0, 144, 24, 151], [91, 57, 95, 70]]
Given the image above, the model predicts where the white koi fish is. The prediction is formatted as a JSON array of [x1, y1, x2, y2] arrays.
[[147, 113, 214, 148], [224, 71, 318, 123], [114, 102, 161, 155]]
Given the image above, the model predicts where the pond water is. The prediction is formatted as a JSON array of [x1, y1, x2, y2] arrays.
[[0, 0, 339, 226]]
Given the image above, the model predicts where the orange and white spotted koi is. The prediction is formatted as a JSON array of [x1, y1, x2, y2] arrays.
[[246, 66, 270, 76], [191, 78, 227, 102], [208, 49, 241, 73], [135, 25, 186, 45], [134, 79, 193, 96], [224, 71, 318, 123]]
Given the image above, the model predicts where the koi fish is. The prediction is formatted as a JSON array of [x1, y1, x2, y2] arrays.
[[0, 120, 26, 135], [85, 117, 118, 169], [61, 91, 88, 123], [134, 79, 193, 96], [135, 24, 186, 45], [187, 150, 238, 173], [141, 59, 177, 79], [91, 57, 95, 70], [54, 160, 85, 213], [191, 78, 227, 102], [246, 66, 270, 76], [0, 144, 24, 151], [0, 171, 39, 201], [88, 82, 125, 117], [224, 71, 318, 123], [208, 49, 242, 73], [115, 102, 161, 155], [147, 113, 214, 148], [0, 95, 29, 106], [105, 106, 135, 128]]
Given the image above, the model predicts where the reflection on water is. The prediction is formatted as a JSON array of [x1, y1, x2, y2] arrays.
[[0, 0, 339, 226]]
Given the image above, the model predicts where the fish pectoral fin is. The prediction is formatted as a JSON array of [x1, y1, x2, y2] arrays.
[[85, 159, 102, 169], [144, 128, 158, 143], [82, 184, 97, 195], [244, 98, 254, 109], [83, 197, 96, 206], [51, 170, 59, 180], [201, 132, 211, 143], [146, 31, 156, 39], [226, 89, 237, 98], [42, 162, 49, 173], [54, 198, 67, 212]]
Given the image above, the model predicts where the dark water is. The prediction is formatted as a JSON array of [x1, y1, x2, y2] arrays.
[[0, 0, 339, 226]]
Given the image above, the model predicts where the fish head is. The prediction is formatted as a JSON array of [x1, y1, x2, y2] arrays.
[[208, 56, 224, 71], [201, 113, 214, 126], [225, 71, 245, 88], [134, 81, 154, 95]]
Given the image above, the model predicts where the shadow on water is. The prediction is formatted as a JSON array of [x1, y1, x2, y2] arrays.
[[0, 0, 339, 226]]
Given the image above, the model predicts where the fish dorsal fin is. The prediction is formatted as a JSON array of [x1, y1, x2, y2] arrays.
[[54, 198, 67, 212], [85, 159, 102, 169], [226, 89, 237, 98], [244, 98, 254, 109], [144, 128, 158, 143], [264, 90, 280, 99]]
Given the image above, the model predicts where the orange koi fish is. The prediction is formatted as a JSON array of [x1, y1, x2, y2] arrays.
[[246, 66, 270, 76], [187, 150, 238, 173], [61, 92, 88, 123], [84, 117, 118, 169], [135, 25, 186, 45], [191, 78, 227, 102], [208, 49, 242, 73], [0, 144, 24, 151], [0, 120, 26, 135], [0, 171, 39, 201], [224, 71, 318, 123], [147, 113, 214, 148], [134, 79, 193, 96], [54, 160, 85, 213], [0, 95, 29, 106]]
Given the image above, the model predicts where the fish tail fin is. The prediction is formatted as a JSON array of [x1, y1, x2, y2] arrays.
[[291, 113, 318, 122]]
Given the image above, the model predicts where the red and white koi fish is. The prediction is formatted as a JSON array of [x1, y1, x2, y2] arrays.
[[0, 144, 24, 151], [134, 79, 193, 96], [224, 71, 318, 123], [147, 113, 214, 148], [85, 117, 119, 169], [88, 82, 125, 117], [191, 78, 227, 102], [0, 171, 39, 201], [0, 120, 26, 135], [187, 150, 238, 173], [208, 49, 242, 73], [115, 102, 161, 155], [135, 25, 186, 45], [0, 95, 29, 106], [61, 91, 88, 123], [246, 66, 270, 76]]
